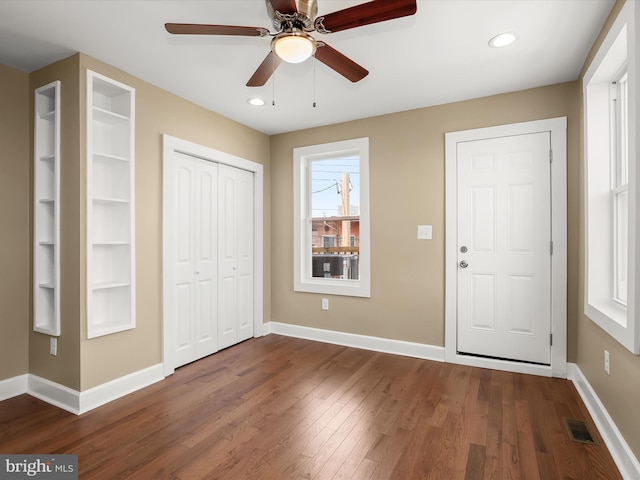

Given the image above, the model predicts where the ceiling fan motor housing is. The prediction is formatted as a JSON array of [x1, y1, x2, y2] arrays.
[[266, 0, 318, 31]]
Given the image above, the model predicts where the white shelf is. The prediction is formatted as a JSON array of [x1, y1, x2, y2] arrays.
[[92, 281, 131, 290], [93, 106, 130, 124], [33, 80, 61, 337], [87, 70, 135, 339], [93, 152, 129, 163]]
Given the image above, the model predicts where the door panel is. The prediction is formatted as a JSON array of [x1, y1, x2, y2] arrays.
[[194, 162, 218, 359], [218, 165, 254, 349], [237, 168, 254, 342], [218, 166, 238, 350], [170, 153, 218, 368], [457, 132, 551, 364]]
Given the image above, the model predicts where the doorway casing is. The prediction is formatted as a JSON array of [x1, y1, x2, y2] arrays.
[[444, 117, 567, 377]]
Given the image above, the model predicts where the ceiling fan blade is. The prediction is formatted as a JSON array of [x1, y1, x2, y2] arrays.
[[165, 23, 269, 37], [268, 0, 298, 15], [314, 42, 368, 83], [247, 51, 283, 87], [314, 0, 416, 33]]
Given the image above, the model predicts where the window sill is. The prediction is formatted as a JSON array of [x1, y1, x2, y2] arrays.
[[294, 277, 370, 298]]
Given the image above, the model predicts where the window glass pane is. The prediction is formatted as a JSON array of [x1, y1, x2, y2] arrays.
[[615, 188, 628, 303], [618, 72, 628, 186], [309, 157, 360, 279]]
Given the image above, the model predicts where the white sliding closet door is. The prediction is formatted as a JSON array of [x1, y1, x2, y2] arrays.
[[218, 164, 254, 350]]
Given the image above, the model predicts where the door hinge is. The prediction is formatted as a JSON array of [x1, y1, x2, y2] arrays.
[[550, 333, 553, 346], [550, 241, 554, 255], [549, 149, 553, 163]]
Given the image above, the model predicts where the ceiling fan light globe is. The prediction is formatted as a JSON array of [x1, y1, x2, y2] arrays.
[[273, 33, 316, 63]]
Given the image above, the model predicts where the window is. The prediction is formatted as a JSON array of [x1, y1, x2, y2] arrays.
[[612, 69, 628, 305], [293, 138, 370, 297], [584, 1, 638, 354]]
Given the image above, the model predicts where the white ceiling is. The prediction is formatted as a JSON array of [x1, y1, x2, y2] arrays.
[[0, 0, 614, 135]]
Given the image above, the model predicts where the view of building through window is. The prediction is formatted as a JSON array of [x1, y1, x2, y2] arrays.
[[310, 157, 360, 279]]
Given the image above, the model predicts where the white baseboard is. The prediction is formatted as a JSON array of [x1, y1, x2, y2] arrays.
[[0, 374, 28, 401], [78, 363, 164, 414], [28, 375, 82, 414], [263, 321, 445, 362], [567, 363, 640, 479], [1, 364, 164, 415]]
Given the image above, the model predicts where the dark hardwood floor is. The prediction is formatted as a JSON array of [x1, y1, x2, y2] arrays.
[[0, 335, 622, 479]]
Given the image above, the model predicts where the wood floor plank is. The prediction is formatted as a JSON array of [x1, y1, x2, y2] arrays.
[[0, 335, 623, 479]]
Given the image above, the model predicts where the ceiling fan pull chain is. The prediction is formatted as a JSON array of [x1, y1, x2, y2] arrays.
[[272, 53, 276, 106], [313, 55, 317, 108]]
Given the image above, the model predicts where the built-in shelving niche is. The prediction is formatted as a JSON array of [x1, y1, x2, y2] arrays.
[[34, 81, 61, 336], [86, 70, 135, 338]]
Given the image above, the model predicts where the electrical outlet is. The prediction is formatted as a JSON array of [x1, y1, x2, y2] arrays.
[[321, 298, 329, 310], [50, 337, 57, 356], [604, 350, 610, 375]]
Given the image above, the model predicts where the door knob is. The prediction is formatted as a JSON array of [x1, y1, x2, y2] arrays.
[[459, 260, 469, 268]]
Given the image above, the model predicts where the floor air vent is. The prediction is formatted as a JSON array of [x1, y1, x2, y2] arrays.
[[562, 418, 599, 445]]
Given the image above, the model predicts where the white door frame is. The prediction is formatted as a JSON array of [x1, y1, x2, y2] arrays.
[[445, 117, 567, 378], [162, 135, 264, 377]]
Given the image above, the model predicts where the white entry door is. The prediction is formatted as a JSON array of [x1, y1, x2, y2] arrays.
[[218, 164, 254, 350], [169, 153, 218, 368], [456, 132, 552, 364]]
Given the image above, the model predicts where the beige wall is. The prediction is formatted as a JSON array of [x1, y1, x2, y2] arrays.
[[77, 55, 270, 390], [270, 82, 580, 351], [18, 53, 269, 391], [0, 64, 30, 380], [575, 0, 640, 459], [28, 54, 82, 389]]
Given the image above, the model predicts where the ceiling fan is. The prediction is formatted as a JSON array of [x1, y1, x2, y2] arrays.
[[165, 0, 417, 87]]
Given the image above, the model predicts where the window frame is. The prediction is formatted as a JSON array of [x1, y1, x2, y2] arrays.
[[293, 137, 370, 297], [583, 0, 639, 354], [612, 68, 629, 306]]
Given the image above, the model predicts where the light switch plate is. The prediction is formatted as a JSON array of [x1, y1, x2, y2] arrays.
[[417, 225, 432, 240]]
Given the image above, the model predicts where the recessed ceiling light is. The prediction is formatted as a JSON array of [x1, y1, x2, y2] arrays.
[[247, 97, 265, 107], [488, 32, 518, 48]]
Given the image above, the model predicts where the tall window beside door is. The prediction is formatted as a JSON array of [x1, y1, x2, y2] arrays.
[[584, 0, 639, 354], [293, 138, 370, 297]]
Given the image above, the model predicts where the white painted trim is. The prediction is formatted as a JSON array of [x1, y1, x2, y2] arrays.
[[28, 375, 81, 414], [162, 135, 264, 377], [263, 321, 445, 362], [3, 365, 165, 415], [583, 0, 640, 354], [0, 374, 28, 401], [78, 363, 164, 414], [567, 363, 640, 479], [444, 117, 568, 378]]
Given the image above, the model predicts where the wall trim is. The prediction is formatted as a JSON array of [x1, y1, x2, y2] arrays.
[[28, 375, 81, 414], [567, 363, 640, 479], [78, 363, 164, 414], [264, 321, 445, 362], [0, 374, 28, 402], [1, 364, 164, 415]]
